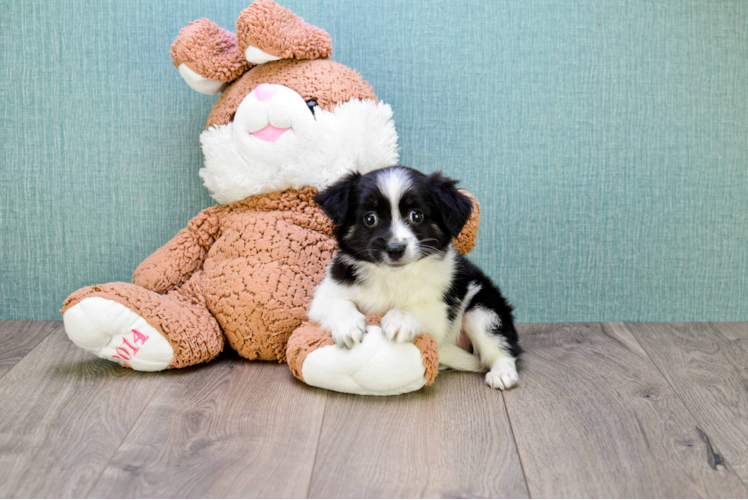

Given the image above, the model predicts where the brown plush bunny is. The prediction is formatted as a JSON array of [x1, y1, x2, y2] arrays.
[[61, 1, 480, 394]]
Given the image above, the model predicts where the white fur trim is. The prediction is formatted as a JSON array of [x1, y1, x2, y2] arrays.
[[200, 95, 399, 204], [178, 64, 227, 95], [244, 45, 282, 64], [301, 326, 427, 396], [63, 297, 174, 372]]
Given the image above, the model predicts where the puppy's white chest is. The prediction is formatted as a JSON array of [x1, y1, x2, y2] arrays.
[[356, 278, 443, 313], [357, 285, 450, 341], [350, 255, 455, 341]]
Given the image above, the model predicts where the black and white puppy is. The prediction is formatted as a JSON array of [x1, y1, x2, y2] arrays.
[[309, 166, 521, 390]]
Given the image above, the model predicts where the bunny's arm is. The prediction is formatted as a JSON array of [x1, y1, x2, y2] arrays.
[[453, 191, 481, 255], [132, 206, 223, 294]]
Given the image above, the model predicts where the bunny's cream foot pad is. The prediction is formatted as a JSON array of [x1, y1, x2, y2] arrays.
[[287, 322, 439, 396], [63, 297, 174, 372]]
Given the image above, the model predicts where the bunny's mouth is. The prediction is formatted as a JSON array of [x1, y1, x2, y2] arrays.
[[251, 124, 290, 142]]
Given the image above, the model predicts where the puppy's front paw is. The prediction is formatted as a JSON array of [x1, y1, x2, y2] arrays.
[[485, 358, 519, 391], [330, 313, 367, 349], [382, 309, 422, 343]]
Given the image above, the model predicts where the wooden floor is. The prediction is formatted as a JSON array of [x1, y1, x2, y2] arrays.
[[1, 322, 747, 498]]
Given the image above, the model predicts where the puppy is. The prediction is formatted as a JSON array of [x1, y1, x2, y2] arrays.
[[309, 166, 521, 390]]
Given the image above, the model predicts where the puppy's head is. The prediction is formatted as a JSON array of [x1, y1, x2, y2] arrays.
[[315, 166, 473, 267]]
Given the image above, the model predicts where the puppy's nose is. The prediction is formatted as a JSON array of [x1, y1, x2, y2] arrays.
[[386, 243, 406, 260], [254, 83, 277, 101]]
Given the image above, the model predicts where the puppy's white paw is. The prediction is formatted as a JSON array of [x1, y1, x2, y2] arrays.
[[331, 312, 367, 349], [382, 309, 422, 343], [485, 358, 519, 391]]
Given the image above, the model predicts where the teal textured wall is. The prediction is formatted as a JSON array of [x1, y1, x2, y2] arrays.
[[1, 0, 747, 322]]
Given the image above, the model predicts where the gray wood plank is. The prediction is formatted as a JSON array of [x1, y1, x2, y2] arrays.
[[625, 322, 748, 488], [309, 370, 528, 499], [0, 321, 58, 379], [0, 326, 177, 498], [503, 323, 748, 498], [88, 357, 328, 498]]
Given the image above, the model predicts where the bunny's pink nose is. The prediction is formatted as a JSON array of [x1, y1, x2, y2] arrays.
[[254, 83, 277, 101]]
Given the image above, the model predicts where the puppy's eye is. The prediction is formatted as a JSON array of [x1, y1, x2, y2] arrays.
[[409, 209, 424, 224], [363, 212, 378, 227], [306, 100, 318, 115]]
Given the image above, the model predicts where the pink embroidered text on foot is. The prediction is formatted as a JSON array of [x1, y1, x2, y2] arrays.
[[113, 329, 150, 361]]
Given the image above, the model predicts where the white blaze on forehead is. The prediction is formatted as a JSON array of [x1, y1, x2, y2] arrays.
[[376, 167, 411, 223], [376, 168, 417, 250]]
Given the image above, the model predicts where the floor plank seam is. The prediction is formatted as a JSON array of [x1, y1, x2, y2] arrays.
[[621, 323, 748, 493], [305, 389, 330, 499], [501, 391, 533, 498], [0, 322, 60, 385], [83, 376, 175, 498]]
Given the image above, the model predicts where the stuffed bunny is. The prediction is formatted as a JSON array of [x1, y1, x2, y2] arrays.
[[61, 0, 480, 395]]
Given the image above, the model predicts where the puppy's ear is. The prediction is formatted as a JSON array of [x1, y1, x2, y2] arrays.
[[315, 172, 361, 226], [426, 172, 474, 237]]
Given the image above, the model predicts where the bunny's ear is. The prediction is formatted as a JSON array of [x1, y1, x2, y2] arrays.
[[171, 19, 253, 95], [236, 0, 333, 65]]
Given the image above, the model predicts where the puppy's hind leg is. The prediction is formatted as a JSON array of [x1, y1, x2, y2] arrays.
[[438, 344, 483, 372], [463, 307, 520, 390]]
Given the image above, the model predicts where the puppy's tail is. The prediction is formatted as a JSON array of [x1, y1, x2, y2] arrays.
[[438, 344, 484, 372]]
